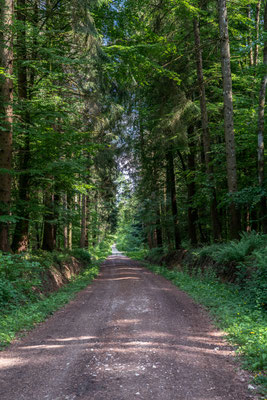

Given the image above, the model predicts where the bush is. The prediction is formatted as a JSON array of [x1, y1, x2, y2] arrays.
[[71, 248, 91, 264], [214, 232, 267, 264], [146, 247, 166, 263], [0, 252, 44, 310], [0, 248, 94, 312], [243, 248, 267, 307], [196, 232, 267, 264]]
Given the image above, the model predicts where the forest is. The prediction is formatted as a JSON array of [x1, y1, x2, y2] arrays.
[[0, 0, 267, 393], [1, 0, 267, 253]]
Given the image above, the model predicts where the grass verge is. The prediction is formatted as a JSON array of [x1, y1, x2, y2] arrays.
[[0, 263, 99, 349], [127, 250, 267, 397]]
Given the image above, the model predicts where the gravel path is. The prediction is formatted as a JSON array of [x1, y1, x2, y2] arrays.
[[0, 249, 257, 399]]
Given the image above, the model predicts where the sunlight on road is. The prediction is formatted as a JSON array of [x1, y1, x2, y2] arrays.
[[111, 244, 124, 256]]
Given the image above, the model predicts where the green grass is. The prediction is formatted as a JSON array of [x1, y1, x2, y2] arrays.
[[126, 249, 148, 260], [127, 250, 267, 397], [0, 264, 99, 349]]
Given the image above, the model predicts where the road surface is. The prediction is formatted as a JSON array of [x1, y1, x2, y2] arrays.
[[0, 248, 256, 399]]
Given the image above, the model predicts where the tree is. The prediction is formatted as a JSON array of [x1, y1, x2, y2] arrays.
[[257, 0, 267, 231], [193, 15, 221, 241], [0, 0, 14, 252], [218, 0, 241, 239]]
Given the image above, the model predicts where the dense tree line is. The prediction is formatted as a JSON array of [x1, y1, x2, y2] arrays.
[[104, 0, 267, 249], [1, 0, 267, 254], [0, 0, 118, 253]]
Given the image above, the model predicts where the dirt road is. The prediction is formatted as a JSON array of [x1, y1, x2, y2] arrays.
[[0, 251, 256, 399]]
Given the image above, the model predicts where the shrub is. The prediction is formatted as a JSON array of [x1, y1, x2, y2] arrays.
[[146, 247, 166, 263], [196, 232, 267, 264], [71, 248, 91, 264], [244, 248, 267, 307], [0, 253, 44, 309]]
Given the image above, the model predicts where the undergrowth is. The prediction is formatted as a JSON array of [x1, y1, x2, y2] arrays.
[[0, 264, 99, 348], [0, 249, 92, 312], [192, 231, 267, 308], [0, 243, 111, 349], [195, 232, 267, 264]]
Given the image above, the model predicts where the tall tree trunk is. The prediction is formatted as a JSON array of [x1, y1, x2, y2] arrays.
[[254, 0, 262, 65], [247, 4, 254, 66], [166, 148, 181, 250], [84, 195, 89, 248], [67, 193, 72, 249], [193, 17, 222, 241], [156, 202, 163, 247], [187, 127, 198, 246], [80, 194, 87, 248], [68, 222, 73, 250], [218, 0, 241, 239], [42, 190, 57, 251], [63, 193, 68, 249], [258, 0, 267, 232], [0, 0, 13, 252], [12, 0, 31, 252]]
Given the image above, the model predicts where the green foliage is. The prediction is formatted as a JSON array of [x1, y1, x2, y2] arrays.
[[116, 224, 144, 252], [115, 182, 145, 252], [126, 249, 149, 260], [241, 248, 267, 307], [0, 252, 44, 310], [195, 232, 267, 264], [89, 234, 114, 260], [191, 232, 267, 310], [71, 248, 91, 264], [0, 263, 99, 349], [145, 247, 167, 263]]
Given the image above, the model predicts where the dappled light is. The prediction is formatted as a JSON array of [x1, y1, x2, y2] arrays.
[[0, 0, 266, 397], [0, 255, 251, 400]]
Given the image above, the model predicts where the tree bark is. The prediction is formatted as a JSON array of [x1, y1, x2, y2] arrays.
[[84, 195, 89, 248], [11, 0, 31, 252], [166, 149, 181, 250], [67, 193, 73, 249], [156, 202, 163, 247], [247, 4, 254, 66], [187, 127, 198, 246], [0, 0, 13, 252], [193, 17, 222, 241], [42, 190, 57, 251], [218, 0, 241, 239], [254, 0, 262, 66], [63, 193, 68, 249], [258, 0, 267, 231], [80, 194, 87, 248]]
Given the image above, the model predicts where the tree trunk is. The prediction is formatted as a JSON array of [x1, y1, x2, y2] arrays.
[[254, 0, 262, 66], [68, 222, 73, 250], [63, 193, 68, 249], [67, 193, 72, 249], [42, 191, 56, 251], [12, 0, 31, 252], [166, 149, 181, 250], [187, 127, 198, 246], [80, 194, 87, 248], [247, 4, 254, 66], [193, 17, 222, 241], [156, 202, 163, 247], [0, 0, 13, 252], [84, 195, 89, 248], [258, 0, 267, 231], [218, 0, 241, 239]]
